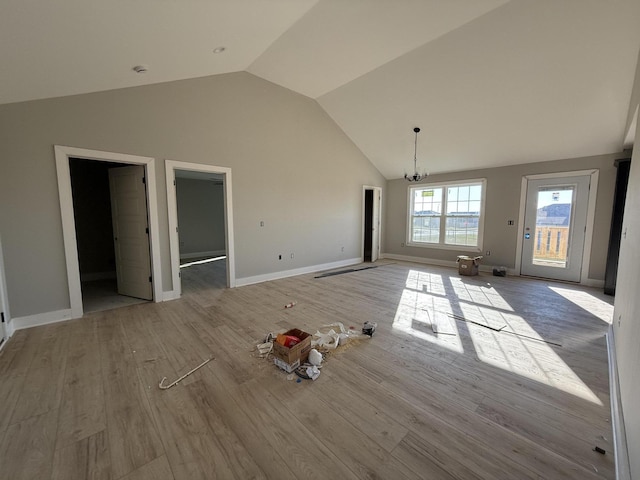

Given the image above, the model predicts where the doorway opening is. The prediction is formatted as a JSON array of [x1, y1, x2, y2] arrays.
[[165, 160, 235, 301], [362, 186, 382, 263], [518, 170, 598, 283], [55, 146, 163, 319], [68, 159, 151, 313]]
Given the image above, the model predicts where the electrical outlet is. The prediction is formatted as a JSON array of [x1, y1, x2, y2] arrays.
[[485, 250, 491, 256], [278, 254, 282, 260], [260, 221, 264, 227], [290, 253, 294, 259], [401, 242, 405, 247], [508, 220, 514, 226]]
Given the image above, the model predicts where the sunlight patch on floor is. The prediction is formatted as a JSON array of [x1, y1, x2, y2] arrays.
[[393, 285, 464, 354], [396, 271, 602, 405], [548, 286, 614, 324], [180, 256, 226, 268], [467, 321, 602, 405], [457, 302, 511, 330], [405, 269, 447, 296], [450, 277, 514, 311]]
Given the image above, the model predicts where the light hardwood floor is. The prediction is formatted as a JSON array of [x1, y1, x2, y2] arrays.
[[0, 261, 616, 479]]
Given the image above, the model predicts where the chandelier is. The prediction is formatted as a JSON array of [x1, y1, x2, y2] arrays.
[[404, 127, 427, 182]]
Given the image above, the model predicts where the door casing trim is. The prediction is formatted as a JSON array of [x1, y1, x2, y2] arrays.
[[362, 185, 382, 262], [55, 145, 163, 318], [515, 169, 599, 283], [165, 159, 235, 299]]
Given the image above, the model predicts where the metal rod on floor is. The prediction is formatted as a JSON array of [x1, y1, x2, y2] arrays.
[[158, 357, 213, 390]]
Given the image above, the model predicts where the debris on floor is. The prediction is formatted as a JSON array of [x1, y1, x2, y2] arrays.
[[254, 320, 374, 381], [444, 311, 506, 332], [158, 357, 213, 390], [295, 365, 321, 381], [311, 322, 370, 352], [276, 332, 302, 348], [284, 301, 297, 309], [256, 341, 273, 357], [492, 266, 507, 277], [274, 356, 300, 373], [308, 348, 322, 366], [362, 321, 377, 336]]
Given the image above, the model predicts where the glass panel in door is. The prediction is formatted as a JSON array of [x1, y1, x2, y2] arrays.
[[521, 175, 590, 283], [532, 186, 574, 268]]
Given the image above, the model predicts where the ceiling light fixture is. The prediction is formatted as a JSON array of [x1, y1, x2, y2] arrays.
[[213, 47, 226, 54], [405, 127, 427, 182]]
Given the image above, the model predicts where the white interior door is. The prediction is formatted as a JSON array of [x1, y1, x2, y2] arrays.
[[109, 166, 153, 300], [521, 175, 590, 282], [371, 189, 381, 262]]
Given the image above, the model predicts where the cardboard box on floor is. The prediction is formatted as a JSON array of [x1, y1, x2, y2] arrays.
[[272, 328, 311, 368], [457, 255, 483, 276]]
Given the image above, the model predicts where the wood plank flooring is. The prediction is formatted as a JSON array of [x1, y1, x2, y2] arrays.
[[0, 261, 616, 479]]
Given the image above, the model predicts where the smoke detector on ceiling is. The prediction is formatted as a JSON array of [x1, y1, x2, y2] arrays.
[[132, 65, 149, 74]]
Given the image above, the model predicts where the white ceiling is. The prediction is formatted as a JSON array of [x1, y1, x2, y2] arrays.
[[2, 0, 639, 179]]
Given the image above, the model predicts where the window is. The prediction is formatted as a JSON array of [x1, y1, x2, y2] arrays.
[[408, 179, 485, 250]]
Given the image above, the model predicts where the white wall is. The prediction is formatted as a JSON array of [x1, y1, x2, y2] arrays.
[[612, 47, 640, 480], [0, 72, 385, 318], [384, 153, 618, 280]]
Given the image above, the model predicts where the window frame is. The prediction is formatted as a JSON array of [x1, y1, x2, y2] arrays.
[[406, 178, 487, 252]]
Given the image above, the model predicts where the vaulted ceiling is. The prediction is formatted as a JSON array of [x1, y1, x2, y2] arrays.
[[1, 0, 639, 178]]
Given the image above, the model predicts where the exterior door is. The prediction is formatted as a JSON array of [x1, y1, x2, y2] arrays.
[[521, 175, 590, 282], [108, 166, 153, 300]]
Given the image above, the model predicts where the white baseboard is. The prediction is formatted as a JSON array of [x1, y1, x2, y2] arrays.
[[381, 254, 603, 283], [10, 309, 73, 331], [5, 317, 15, 338], [180, 250, 226, 260], [163, 290, 181, 301], [0, 319, 12, 351], [381, 253, 458, 269], [606, 326, 631, 480], [236, 257, 362, 287], [81, 271, 116, 282], [583, 278, 605, 288], [381, 253, 518, 275]]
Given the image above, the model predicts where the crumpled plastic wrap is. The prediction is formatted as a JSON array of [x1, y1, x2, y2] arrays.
[[311, 322, 368, 351]]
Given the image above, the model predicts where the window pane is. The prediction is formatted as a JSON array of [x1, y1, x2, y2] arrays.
[[458, 186, 469, 202], [445, 216, 479, 246], [412, 216, 440, 243], [469, 185, 482, 201], [446, 195, 470, 215], [413, 187, 442, 215], [409, 181, 483, 247]]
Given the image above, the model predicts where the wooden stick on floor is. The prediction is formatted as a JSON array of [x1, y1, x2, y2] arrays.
[[158, 357, 214, 390]]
